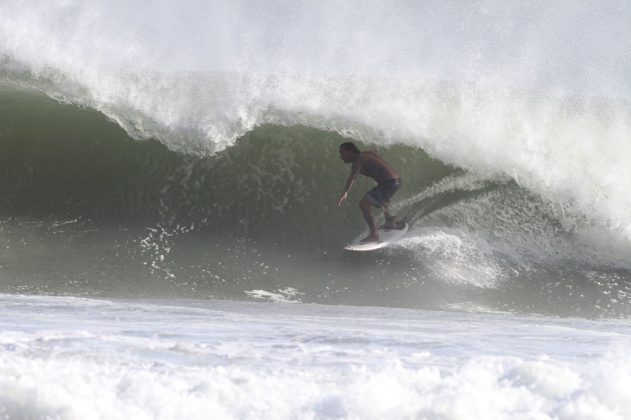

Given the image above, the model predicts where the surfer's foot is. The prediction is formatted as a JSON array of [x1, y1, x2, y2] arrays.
[[383, 220, 406, 230], [360, 233, 380, 243]]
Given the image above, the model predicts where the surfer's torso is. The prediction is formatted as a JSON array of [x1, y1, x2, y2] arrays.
[[352, 151, 400, 184]]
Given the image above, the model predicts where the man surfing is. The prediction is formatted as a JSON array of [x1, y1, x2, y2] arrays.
[[337, 142, 404, 243]]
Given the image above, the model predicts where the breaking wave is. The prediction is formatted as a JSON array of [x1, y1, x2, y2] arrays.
[[2, 1, 631, 317]]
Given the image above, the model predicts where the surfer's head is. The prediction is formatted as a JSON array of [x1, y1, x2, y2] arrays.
[[339, 142, 360, 163]]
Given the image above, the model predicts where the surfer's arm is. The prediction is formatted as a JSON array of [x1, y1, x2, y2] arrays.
[[338, 162, 360, 206]]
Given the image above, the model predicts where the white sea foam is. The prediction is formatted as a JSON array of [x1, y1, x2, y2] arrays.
[[1, 294, 631, 419], [244, 287, 303, 303], [3, 352, 631, 420]]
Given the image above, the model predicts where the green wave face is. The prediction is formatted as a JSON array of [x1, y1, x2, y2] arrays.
[[1, 82, 630, 318]]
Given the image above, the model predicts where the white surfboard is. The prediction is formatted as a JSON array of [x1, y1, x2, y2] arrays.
[[344, 223, 409, 251]]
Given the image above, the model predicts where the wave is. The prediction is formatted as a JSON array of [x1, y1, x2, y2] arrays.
[[0, 82, 455, 238], [1, 83, 630, 317], [2, 2, 631, 316]]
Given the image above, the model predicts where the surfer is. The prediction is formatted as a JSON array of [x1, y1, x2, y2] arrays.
[[337, 142, 404, 243]]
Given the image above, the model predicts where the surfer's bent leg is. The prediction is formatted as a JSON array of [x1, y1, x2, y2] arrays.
[[367, 178, 402, 229], [359, 197, 379, 242], [383, 202, 394, 224]]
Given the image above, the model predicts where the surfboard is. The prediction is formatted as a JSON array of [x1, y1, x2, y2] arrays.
[[344, 222, 409, 251]]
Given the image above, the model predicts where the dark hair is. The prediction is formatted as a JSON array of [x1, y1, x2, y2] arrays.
[[339, 142, 360, 153]]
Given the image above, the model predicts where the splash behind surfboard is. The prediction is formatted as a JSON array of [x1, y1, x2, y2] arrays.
[[344, 223, 409, 251]]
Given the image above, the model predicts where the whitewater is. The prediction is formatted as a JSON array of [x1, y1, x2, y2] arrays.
[[3, 294, 631, 419], [2, 1, 631, 418]]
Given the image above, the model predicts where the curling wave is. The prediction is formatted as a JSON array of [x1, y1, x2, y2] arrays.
[[2, 1, 631, 316]]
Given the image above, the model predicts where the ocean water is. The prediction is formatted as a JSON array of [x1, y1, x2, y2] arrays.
[[2, 1, 631, 418], [3, 294, 631, 420]]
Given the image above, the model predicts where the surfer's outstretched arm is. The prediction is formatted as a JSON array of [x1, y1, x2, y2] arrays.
[[338, 173, 356, 206], [338, 162, 360, 206]]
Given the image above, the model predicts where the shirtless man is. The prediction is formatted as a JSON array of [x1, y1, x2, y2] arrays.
[[337, 142, 403, 243]]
